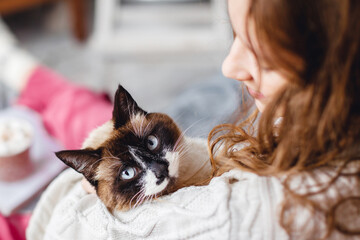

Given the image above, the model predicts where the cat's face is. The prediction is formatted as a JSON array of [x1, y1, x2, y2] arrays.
[[56, 85, 183, 211]]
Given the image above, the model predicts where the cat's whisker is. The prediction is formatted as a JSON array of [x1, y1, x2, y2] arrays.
[[173, 146, 187, 159], [130, 188, 144, 209], [125, 125, 137, 136], [130, 112, 150, 138], [98, 156, 118, 161], [142, 113, 150, 136], [182, 117, 207, 136], [176, 147, 187, 158], [131, 119, 139, 137], [173, 117, 208, 151], [177, 144, 193, 158], [88, 158, 103, 170], [178, 150, 190, 159], [133, 195, 142, 209], [178, 151, 190, 160], [146, 195, 153, 204], [173, 135, 184, 152], [143, 118, 154, 137], [175, 142, 186, 151], [103, 147, 128, 160], [173, 125, 193, 150], [179, 145, 192, 155], [140, 113, 146, 136], [135, 197, 145, 209], [105, 148, 117, 159], [88, 153, 122, 170], [133, 188, 146, 209], [177, 151, 192, 162], [170, 111, 186, 124], [144, 196, 149, 204], [142, 192, 151, 203], [176, 142, 189, 152], [133, 114, 140, 137]]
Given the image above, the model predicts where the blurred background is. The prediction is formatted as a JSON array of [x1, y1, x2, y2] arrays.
[[1, 0, 233, 113]]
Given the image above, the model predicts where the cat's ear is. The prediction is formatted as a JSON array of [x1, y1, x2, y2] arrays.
[[113, 85, 147, 129], [55, 149, 102, 187]]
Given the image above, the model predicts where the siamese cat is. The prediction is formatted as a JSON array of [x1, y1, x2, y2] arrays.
[[56, 85, 211, 211]]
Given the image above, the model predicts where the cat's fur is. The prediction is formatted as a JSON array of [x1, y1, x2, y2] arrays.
[[56, 85, 211, 211]]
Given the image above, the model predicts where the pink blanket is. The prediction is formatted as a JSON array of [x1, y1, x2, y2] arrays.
[[1, 66, 112, 239], [0, 214, 31, 240], [17, 66, 113, 149]]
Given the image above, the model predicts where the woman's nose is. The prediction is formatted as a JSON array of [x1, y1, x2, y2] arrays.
[[222, 38, 253, 81]]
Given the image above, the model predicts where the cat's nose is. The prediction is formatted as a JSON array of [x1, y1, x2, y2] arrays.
[[149, 161, 169, 181]]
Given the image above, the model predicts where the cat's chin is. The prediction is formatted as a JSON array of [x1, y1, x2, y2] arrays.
[[142, 171, 170, 196]]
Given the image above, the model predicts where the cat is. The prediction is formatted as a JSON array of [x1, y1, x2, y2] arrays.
[[55, 85, 211, 211]]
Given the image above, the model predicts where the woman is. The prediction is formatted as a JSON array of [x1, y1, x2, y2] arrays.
[[210, 0, 360, 239], [23, 0, 360, 239]]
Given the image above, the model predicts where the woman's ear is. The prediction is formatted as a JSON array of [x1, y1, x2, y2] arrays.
[[55, 149, 102, 187], [112, 85, 147, 129]]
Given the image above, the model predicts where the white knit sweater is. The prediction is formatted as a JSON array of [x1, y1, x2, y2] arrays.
[[26, 167, 288, 240]]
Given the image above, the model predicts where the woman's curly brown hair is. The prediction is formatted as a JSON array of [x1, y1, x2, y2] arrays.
[[208, 0, 360, 239]]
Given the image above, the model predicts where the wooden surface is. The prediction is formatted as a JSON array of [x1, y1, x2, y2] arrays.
[[0, 0, 55, 15], [0, 0, 87, 42], [66, 0, 87, 41]]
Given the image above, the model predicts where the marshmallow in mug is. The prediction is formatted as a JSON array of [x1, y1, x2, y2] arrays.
[[0, 118, 33, 157]]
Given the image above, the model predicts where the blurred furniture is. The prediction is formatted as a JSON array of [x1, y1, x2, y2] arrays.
[[89, 0, 231, 53], [0, 0, 87, 41]]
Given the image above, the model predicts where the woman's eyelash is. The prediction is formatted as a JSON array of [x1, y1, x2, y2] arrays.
[[233, 28, 273, 72], [256, 60, 273, 72], [261, 66, 273, 72]]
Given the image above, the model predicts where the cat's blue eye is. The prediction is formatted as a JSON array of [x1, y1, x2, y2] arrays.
[[147, 135, 159, 150], [121, 167, 137, 180]]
